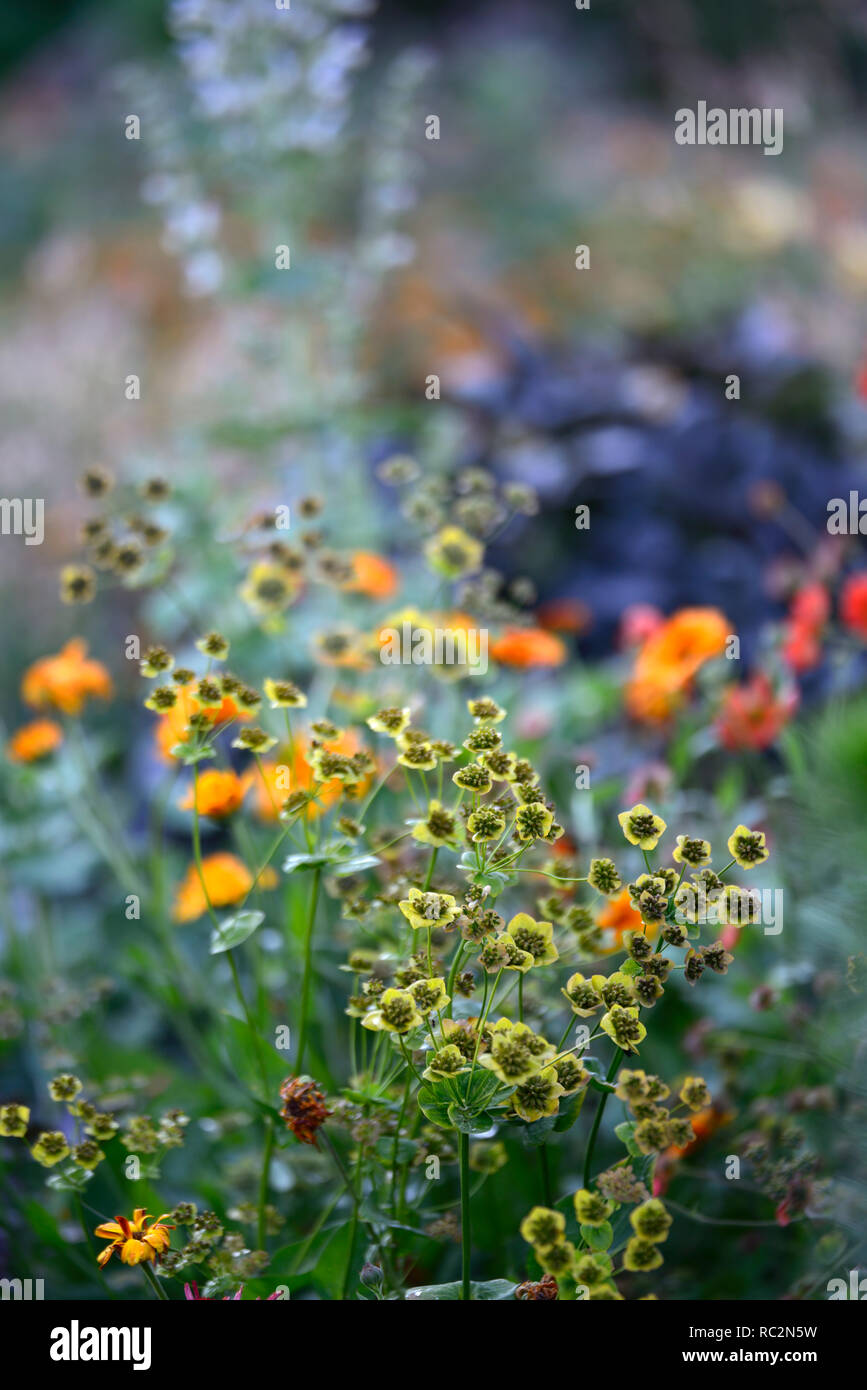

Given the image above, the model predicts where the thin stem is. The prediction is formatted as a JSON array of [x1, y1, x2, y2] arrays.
[[296, 866, 322, 1072], [257, 1117, 275, 1251], [460, 1130, 471, 1301], [140, 1261, 169, 1301], [583, 1047, 623, 1188]]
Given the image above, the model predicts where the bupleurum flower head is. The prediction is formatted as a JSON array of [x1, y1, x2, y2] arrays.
[[519, 1206, 566, 1251], [618, 804, 667, 852], [452, 763, 493, 794], [562, 973, 603, 1016], [624, 1237, 664, 1272], [726, 825, 769, 869], [422, 1045, 468, 1081], [587, 858, 622, 896], [362, 988, 422, 1034], [0, 1103, 29, 1137], [515, 803, 554, 843], [600, 1006, 647, 1052], [424, 525, 483, 579], [573, 1188, 613, 1227], [49, 1073, 83, 1102], [507, 913, 558, 966], [367, 706, 411, 736], [630, 1199, 672, 1243], [511, 1067, 564, 1122], [673, 834, 712, 867], [195, 631, 229, 660], [413, 800, 460, 849], [32, 1131, 71, 1166], [263, 678, 307, 708], [398, 888, 459, 932], [407, 977, 450, 1014], [679, 1076, 711, 1111], [467, 697, 506, 724], [467, 805, 506, 843]]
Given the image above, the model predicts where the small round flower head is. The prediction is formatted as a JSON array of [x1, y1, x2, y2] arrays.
[[554, 1056, 590, 1094], [597, 971, 637, 1008], [600, 1006, 647, 1053], [666, 1114, 695, 1147], [467, 805, 506, 843], [414, 801, 460, 850], [574, 1253, 610, 1288], [79, 467, 114, 498], [638, 886, 668, 927], [502, 481, 539, 515], [86, 1113, 118, 1141], [634, 1117, 671, 1154], [630, 1199, 672, 1243], [0, 1103, 30, 1137], [113, 539, 144, 575], [140, 475, 170, 501], [512, 1067, 564, 1122], [634, 974, 664, 1006], [361, 988, 422, 1034], [573, 1189, 613, 1227], [497, 933, 535, 973], [479, 1028, 537, 1083], [536, 1238, 576, 1277], [263, 678, 306, 709], [618, 804, 667, 852], [673, 835, 712, 867], [596, 1163, 650, 1205], [172, 667, 196, 685], [480, 748, 517, 782], [679, 1076, 711, 1111], [701, 941, 734, 974], [587, 858, 622, 897], [452, 763, 493, 794], [622, 930, 653, 964], [377, 453, 421, 485], [430, 739, 457, 763], [72, 1140, 105, 1169], [463, 726, 502, 754], [562, 973, 603, 1016], [642, 954, 672, 981], [232, 727, 278, 754], [478, 935, 510, 972], [407, 977, 450, 1014], [298, 494, 324, 519], [424, 525, 484, 579], [140, 646, 174, 678], [507, 758, 539, 787], [144, 685, 178, 713], [367, 706, 410, 737], [60, 565, 96, 604], [683, 948, 706, 985], [241, 562, 296, 615], [661, 921, 689, 947], [467, 697, 506, 724], [32, 1130, 71, 1166], [519, 1206, 566, 1251], [422, 1045, 469, 1081], [49, 1073, 83, 1102], [507, 913, 558, 966], [564, 904, 594, 933], [624, 1237, 664, 1272], [398, 887, 459, 932], [398, 741, 438, 771], [515, 803, 554, 843], [196, 631, 230, 661], [194, 678, 223, 709], [727, 825, 769, 869]]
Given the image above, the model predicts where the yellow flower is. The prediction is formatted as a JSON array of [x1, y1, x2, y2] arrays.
[[726, 825, 769, 870], [511, 1066, 564, 1122], [506, 913, 558, 968], [179, 769, 247, 819], [360, 988, 422, 1034], [22, 639, 113, 716], [94, 1208, 174, 1268], [367, 706, 411, 737], [412, 800, 461, 849], [240, 561, 299, 617], [31, 1131, 70, 1166], [398, 887, 459, 932], [618, 803, 667, 852], [0, 1104, 30, 1137], [263, 678, 307, 709], [424, 525, 483, 579], [407, 977, 450, 1014], [519, 1206, 566, 1251], [173, 852, 276, 922]]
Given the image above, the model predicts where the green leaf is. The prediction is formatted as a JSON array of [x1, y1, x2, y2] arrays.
[[554, 1087, 589, 1132], [405, 1278, 517, 1301], [282, 844, 380, 876], [210, 910, 264, 954], [447, 1103, 498, 1135], [518, 1115, 558, 1147], [418, 1085, 452, 1129], [170, 743, 216, 765], [614, 1120, 642, 1158], [580, 1220, 614, 1251]]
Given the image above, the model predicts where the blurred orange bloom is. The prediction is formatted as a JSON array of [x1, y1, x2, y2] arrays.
[[716, 672, 797, 752], [781, 583, 829, 673], [625, 607, 729, 722], [536, 598, 590, 635], [179, 769, 248, 819], [155, 682, 248, 761], [489, 627, 568, 668], [250, 728, 371, 822], [596, 889, 656, 952], [173, 852, 276, 923], [840, 572, 867, 640], [345, 551, 399, 600], [21, 639, 112, 716], [654, 1106, 735, 1195], [7, 718, 63, 763]]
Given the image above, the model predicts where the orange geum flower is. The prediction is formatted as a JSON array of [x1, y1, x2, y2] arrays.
[[179, 769, 247, 819], [173, 852, 276, 923], [94, 1209, 174, 1268], [596, 889, 657, 954], [344, 551, 399, 600], [625, 607, 729, 722], [489, 627, 567, 668], [7, 718, 63, 763], [154, 681, 248, 762], [21, 639, 113, 716], [250, 728, 371, 822]]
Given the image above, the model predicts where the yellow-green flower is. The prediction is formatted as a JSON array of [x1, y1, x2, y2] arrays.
[[140, 646, 174, 678], [507, 913, 558, 967], [618, 804, 667, 852], [263, 678, 307, 709], [232, 727, 278, 755], [573, 1188, 613, 1227], [0, 1103, 29, 1138], [679, 1076, 711, 1112], [397, 742, 438, 771], [32, 1131, 71, 1167], [562, 972, 603, 1016], [367, 706, 410, 737], [469, 1140, 508, 1174], [412, 801, 461, 849], [630, 1199, 672, 1243], [515, 803, 554, 843], [408, 977, 450, 1014], [467, 697, 506, 724], [452, 763, 493, 794], [726, 825, 769, 869], [195, 631, 230, 660], [479, 1031, 539, 1086], [519, 1206, 566, 1251], [536, 1238, 576, 1277], [587, 858, 622, 897], [553, 1055, 590, 1095], [466, 805, 506, 843], [511, 1066, 564, 1122], [672, 835, 712, 867], [496, 932, 535, 973], [72, 1141, 105, 1169], [422, 1044, 469, 1081], [624, 1237, 664, 1272], [424, 525, 483, 579], [398, 887, 459, 932], [49, 1074, 82, 1102], [600, 1006, 647, 1053], [360, 988, 422, 1034]]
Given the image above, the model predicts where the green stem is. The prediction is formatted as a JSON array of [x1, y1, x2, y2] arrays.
[[140, 1261, 169, 1300], [583, 1047, 623, 1188], [296, 866, 322, 1072], [257, 1118, 275, 1251], [460, 1130, 471, 1301]]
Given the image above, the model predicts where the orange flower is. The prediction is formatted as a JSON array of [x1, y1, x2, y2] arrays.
[[179, 769, 247, 819], [840, 572, 867, 641], [489, 627, 568, 668], [535, 598, 590, 635], [21, 639, 112, 716], [155, 682, 248, 761], [596, 889, 655, 952], [345, 551, 399, 600], [781, 583, 829, 673], [95, 1209, 174, 1268], [250, 728, 371, 822], [625, 607, 729, 722], [173, 852, 276, 923], [7, 718, 63, 763]]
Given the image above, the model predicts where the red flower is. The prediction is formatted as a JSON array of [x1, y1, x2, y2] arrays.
[[781, 583, 829, 673], [716, 672, 798, 751], [840, 572, 867, 640]]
